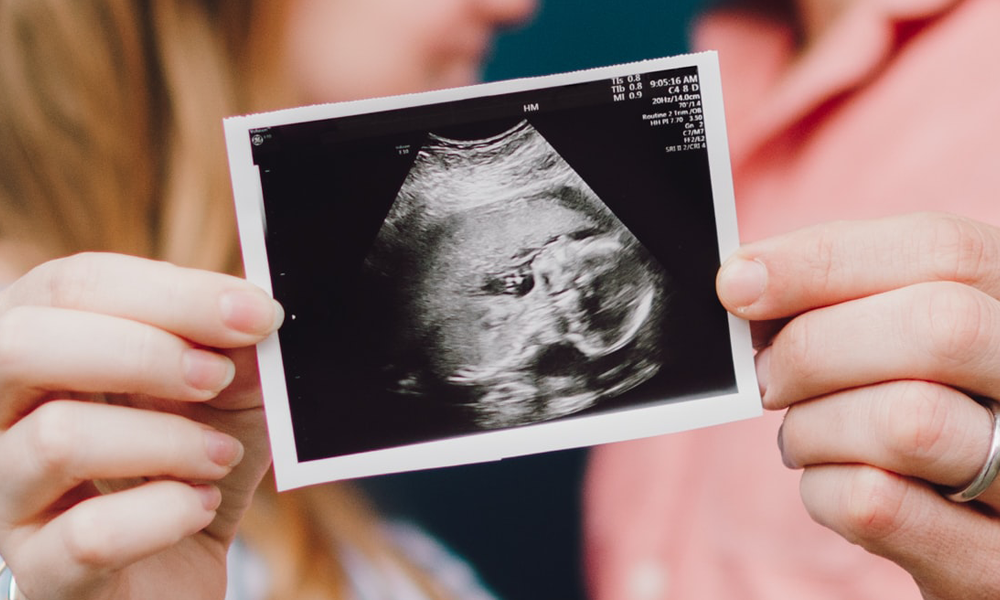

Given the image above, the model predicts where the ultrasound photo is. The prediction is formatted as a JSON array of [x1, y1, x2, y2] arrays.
[[226, 52, 760, 489], [366, 121, 668, 429]]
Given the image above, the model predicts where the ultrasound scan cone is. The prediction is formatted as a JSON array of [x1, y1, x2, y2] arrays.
[[365, 120, 668, 428]]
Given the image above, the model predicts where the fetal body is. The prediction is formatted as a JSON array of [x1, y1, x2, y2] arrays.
[[365, 120, 668, 428]]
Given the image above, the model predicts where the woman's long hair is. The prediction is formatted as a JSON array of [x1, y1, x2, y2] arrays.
[[0, 1, 237, 269], [0, 2, 450, 598]]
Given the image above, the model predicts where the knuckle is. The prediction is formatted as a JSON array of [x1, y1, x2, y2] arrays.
[[773, 314, 823, 382], [121, 324, 166, 384], [880, 382, 952, 465], [804, 228, 841, 295], [26, 402, 80, 476], [914, 281, 992, 367], [0, 306, 32, 376], [156, 415, 195, 469], [62, 506, 116, 570], [923, 213, 998, 285], [37, 253, 104, 309], [838, 467, 910, 545]]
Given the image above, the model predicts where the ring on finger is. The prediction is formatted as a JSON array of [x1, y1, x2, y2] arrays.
[[944, 396, 1000, 503]]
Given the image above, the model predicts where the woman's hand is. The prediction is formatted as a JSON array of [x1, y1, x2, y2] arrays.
[[718, 213, 1000, 600], [0, 253, 282, 600]]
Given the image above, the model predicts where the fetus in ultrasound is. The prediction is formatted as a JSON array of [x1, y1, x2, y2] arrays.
[[364, 120, 668, 429]]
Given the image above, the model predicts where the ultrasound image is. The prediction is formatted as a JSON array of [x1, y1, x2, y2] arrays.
[[364, 120, 669, 428]]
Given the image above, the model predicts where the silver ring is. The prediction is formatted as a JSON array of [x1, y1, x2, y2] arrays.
[[945, 396, 1000, 502]]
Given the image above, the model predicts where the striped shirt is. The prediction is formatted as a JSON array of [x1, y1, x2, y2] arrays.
[[226, 521, 500, 600]]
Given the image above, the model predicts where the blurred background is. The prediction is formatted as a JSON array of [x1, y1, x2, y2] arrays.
[[485, 0, 702, 80], [362, 1, 703, 598]]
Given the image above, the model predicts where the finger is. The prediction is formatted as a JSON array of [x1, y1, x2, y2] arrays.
[[799, 464, 1000, 600], [757, 281, 1000, 409], [0, 253, 284, 348], [716, 213, 1000, 322], [779, 381, 1000, 503], [8, 480, 221, 598], [0, 401, 243, 524], [0, 306, 238, 422]]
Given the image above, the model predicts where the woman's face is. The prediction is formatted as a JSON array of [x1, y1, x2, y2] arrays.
[[280, 0, 537, 104]]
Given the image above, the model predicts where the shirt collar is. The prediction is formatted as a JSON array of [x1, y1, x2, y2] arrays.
[[695, 0, 961, 163]]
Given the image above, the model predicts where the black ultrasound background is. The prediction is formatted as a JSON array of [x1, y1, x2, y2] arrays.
[[250, 65, 736, 463]]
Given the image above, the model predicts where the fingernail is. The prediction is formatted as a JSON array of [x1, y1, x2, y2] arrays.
[[778, 423, 795, 469], [204, 430, 245, 468], [717, 257, 767, 312], [755, 346, 771, 399], [777, 423, 798, 468], [219, 290, 285, 336], [193, 484, 223, 511], [182, 348, 236, 393]]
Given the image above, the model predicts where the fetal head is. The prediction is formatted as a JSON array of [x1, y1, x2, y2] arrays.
[[410, 199, 666, 428]]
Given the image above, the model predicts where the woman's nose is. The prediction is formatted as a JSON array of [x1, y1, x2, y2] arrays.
[[475, 0, 538, 27]]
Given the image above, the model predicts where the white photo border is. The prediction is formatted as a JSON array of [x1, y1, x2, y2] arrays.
[[225, 51, 760, 491]]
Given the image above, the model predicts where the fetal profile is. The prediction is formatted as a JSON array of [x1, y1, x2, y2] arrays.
[[366, 121, 668, 429]]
